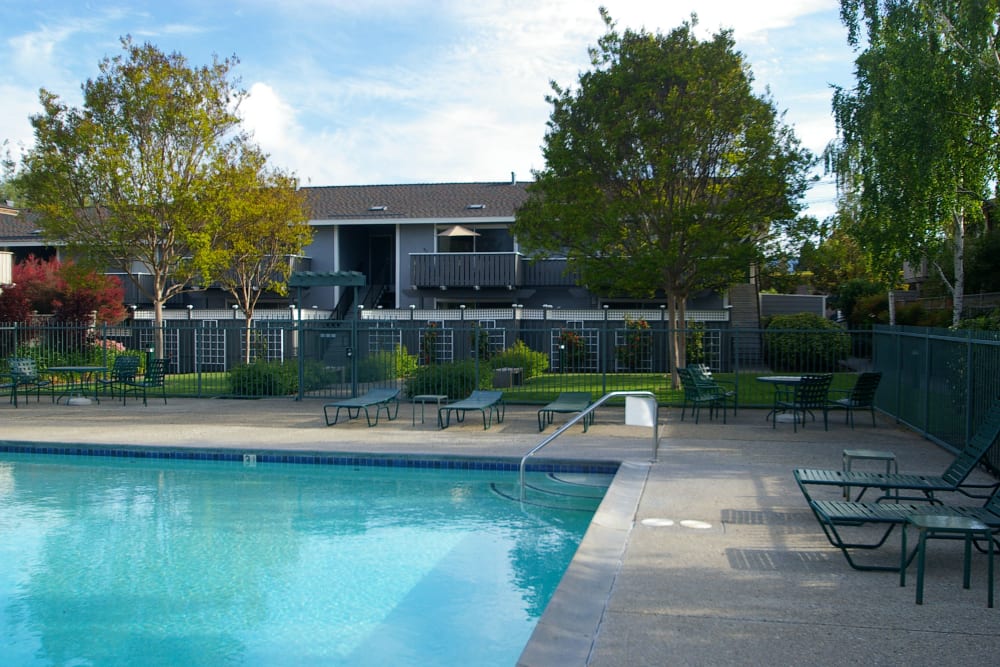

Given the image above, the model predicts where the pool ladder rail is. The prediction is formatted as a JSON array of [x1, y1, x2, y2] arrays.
[[518, 391, 659, 502]]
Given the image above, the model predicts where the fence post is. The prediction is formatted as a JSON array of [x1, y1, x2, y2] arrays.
[[295, 303, 304, 401], [602, 304, 609, 395]]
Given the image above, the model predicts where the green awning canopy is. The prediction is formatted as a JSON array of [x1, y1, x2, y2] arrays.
[[287, 271, 366, 287]]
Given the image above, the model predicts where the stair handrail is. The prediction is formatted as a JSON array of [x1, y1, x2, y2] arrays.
[[519, 390, 659, 501]]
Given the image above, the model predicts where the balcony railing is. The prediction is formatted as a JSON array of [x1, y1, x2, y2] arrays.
[[410, 253, 576, 288]]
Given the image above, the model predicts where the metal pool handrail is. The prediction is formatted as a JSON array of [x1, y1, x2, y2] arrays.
[[519, 391, 659, 501]]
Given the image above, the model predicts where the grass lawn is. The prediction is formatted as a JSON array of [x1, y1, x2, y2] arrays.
[[161, 368, 860, 408]]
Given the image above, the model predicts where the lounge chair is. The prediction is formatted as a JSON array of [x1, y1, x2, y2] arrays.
[[323, 387, 401, 427], [805, 487, 1000, 572], [122, 358, 168, 406], [8, 357, 54, 406], [773, 373, 832, 431], [677, 367, 728, 424], [827, 371, 882, 428], [438, 390, 504, 430], [96, 355, 141, 399], [538, 392, 593, 432], [795, 401, 1000, 505]]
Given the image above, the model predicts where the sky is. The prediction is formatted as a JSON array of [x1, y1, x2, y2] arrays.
[[0, 1, 857, 221]]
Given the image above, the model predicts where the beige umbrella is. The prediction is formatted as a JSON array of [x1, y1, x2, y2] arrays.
[[437, 225, 480, 237]]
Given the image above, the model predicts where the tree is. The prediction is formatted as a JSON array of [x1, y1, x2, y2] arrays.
[[213, 149, 312, 363], [15, 37, 291, 355], [829, 1, 1000, 325], [513, 11, 814, 380], [0, 255, 125, 324]]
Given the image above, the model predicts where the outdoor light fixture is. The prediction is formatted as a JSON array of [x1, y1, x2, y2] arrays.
[[439, 285, 447, 291]]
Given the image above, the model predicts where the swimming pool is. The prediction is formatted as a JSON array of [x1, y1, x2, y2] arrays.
[[0, 450, 612, 666]]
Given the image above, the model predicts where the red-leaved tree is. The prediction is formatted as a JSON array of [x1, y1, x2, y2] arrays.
[[0, 255, 126, 324]]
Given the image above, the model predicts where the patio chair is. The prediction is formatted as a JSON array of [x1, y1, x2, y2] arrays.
[[538, 392, 593, 432], [323, 387, 401, 427], [772, 373, 832, 432], [677, 367, 729, 424], [827, 371, 882, 428], [122, 358, 168, 406], [8, 357, 53, 406], [692, 364, 737, 415], [96, 355, 141, 399], [805, 485, 1000, 572], [795, 401, 1000, 505], [438, 390, 504, 430]]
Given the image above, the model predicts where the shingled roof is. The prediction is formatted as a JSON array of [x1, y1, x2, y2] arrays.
[[0, 208, 45, 244], [303, 181, 530, 221]]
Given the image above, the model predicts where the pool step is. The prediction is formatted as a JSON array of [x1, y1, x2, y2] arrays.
[[491, 472, 613, 512]]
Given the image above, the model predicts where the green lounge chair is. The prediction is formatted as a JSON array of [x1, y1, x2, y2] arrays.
[[827, 371, 882, 428], [805, 490, 1000, 572], [677, 367, 728, 424], [438, 390, 504, 430], [795, 401, 1000, 505], [538, 392, 593, 432], [122, 358, 168, 406], [324, 387, 401, 427]]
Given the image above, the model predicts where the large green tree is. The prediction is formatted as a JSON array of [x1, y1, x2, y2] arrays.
[[514, 11, 814, 377], [16, 37, 301, 355], [829, 1, 1000, 325], [213, 149, 312, 363]]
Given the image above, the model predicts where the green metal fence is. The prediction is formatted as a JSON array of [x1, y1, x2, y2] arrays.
[[3, 317, 997, 472], [872, 324, 1000, 470]]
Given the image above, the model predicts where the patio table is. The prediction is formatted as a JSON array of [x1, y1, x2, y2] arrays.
[[48, 366, 108, 405]]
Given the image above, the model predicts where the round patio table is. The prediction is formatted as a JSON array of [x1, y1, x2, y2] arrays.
[[48, 365, 108, 405]]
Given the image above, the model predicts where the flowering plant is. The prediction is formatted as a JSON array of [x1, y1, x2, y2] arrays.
[[616, 318, 651, 370]]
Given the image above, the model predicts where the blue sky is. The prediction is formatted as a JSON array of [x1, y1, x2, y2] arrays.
[[0, 1, 856, 220]]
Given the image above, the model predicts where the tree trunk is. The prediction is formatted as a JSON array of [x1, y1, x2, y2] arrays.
[[244, 314, 253, 364], [952, 208, 965, 327]]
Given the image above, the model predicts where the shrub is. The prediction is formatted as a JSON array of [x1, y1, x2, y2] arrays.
[[358, 345, 418, 383], [405, 360, 491, 399], [228, 360, 298, 396], [763, 312, 850, 372], [489, 339, 548, 379], [957, 308, 1000, 332]]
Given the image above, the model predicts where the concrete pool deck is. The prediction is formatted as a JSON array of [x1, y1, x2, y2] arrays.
[[2, 396, 999, 665]]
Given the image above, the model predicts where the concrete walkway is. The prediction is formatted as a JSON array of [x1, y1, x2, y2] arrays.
[[2, 396, 998, 665]]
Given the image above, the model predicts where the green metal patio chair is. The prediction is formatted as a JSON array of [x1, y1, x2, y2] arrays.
[[122, 358, 168, 406], [828, 371, 882, 428], [691, 364, 738, 415], [96, 355, 141, 399], [773, 373, 832, 432], [8, 357, 53, 406], [677, 367, 728, 424]]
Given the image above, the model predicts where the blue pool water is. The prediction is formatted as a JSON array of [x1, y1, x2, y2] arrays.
[[0, 452, 609, 666]]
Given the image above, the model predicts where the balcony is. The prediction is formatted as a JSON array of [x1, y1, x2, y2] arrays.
[[410, 253, 577, 288]]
